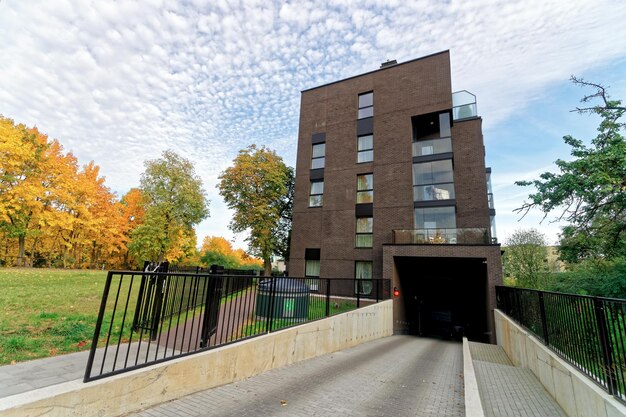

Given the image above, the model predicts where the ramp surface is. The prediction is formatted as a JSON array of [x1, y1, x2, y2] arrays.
[[130, 335, 465, 417]]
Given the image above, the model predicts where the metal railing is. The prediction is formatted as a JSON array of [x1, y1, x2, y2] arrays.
[[393, 228, 491, 244], [84, 271, 390, 382], [496, 286, 626, 404]]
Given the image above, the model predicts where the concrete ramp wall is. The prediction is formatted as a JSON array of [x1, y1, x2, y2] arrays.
[[495, 309, 626, 417], [0, 300, 393, 417]]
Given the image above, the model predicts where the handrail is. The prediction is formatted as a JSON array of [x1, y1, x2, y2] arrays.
[[496, 286, 626, 405], [84, 271, 390, 382]]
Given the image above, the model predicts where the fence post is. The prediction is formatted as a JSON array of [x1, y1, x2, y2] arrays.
[[375, 279, 380, 303], [84, 271, 113, 382], [593, 298, 618, 395], [538, 292, 549, 346], [200, 276, 222, 348], [266, 277, 277, 333], [325, 279, 331, 317], [150, 274, 165, 341]]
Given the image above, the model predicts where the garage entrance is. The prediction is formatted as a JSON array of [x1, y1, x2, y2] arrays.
[[395, 256, 489, 343]]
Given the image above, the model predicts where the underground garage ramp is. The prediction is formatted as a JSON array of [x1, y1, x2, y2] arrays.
[[395, 256, 490, 342]]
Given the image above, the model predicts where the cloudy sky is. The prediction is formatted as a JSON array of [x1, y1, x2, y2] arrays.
[[1, 0, 625, 249]]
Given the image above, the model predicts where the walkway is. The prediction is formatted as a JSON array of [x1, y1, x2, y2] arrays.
[[129, 336, 465, 417], [468, 341, 567, 417]]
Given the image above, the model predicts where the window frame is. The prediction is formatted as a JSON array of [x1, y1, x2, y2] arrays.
[[355, 261, 373, 295], [413, 206, 457, 230], [357, 134, 374, 163], [311, 143, 325, 169], [358, 92, 374, 120], [355, 216, 373, 248], [305, 250, 321, 291], [356, 173, 373, 204], [412, 159, 455, 202], [309, 180, 324, 207]]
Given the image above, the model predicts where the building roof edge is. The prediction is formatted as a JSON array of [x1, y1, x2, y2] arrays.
[[301, 50, 450, 93]]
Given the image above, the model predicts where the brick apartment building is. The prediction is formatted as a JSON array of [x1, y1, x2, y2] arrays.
[[289, 51, 503, 342]]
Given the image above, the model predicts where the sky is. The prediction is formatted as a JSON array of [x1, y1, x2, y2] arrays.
[[1, 0, 625, 249]]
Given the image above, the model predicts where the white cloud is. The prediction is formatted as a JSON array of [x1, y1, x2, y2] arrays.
[[1, 0, 625, 250]]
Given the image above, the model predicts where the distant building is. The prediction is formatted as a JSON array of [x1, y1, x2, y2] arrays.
[[289, 51, 503, 342]]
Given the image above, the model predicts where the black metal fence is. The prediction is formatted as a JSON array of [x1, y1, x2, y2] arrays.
[[496, 286, 626, 404], [84, 271, 390, 382]]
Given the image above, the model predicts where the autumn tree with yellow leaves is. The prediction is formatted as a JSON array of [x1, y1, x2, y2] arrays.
[[0, 116, 206, 269], [199, 236, 262, 269]]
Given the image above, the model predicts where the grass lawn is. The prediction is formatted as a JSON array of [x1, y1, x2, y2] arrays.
[[239, 297, 358, 338], [0, 268, 108, 365]]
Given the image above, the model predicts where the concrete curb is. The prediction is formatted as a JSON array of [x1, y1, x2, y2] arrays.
[[463, 337, 485, 417]]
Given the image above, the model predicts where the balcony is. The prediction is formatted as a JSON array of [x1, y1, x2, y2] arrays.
[[488, 193, 495, 209], [412, 136, 452, 158], [452, 90, 477, 120], [392, 228, 491, 244]]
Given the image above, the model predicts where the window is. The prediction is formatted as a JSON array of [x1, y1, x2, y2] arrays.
[[355, 261, 373, 295], [357, 135, 373, 163], [309, 180, 324, 207], [357, 174, 373, 203], [358, 92, 373, 119], [305, 248, 320, 291], [412, 160, 455, 201], [305, 259, 320, 277], [311, 143, 325, 169], [356, 217, 373, 247], [414, 207, 456, 229]]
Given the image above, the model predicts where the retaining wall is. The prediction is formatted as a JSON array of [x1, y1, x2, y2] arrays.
[[0, 300, 393, 417], [495, 309, 626, 417]]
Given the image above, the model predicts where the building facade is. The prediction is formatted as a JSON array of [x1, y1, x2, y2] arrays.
[[289, 51, 503, 342]]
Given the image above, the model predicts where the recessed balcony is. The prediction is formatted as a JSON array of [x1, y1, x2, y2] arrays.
[[392, 228, 491, 244]]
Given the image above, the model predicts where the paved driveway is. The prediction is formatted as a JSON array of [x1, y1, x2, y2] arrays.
[[129, 335, 465, 417]]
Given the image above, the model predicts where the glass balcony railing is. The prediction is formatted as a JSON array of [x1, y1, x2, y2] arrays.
[[413, 183, 455, 201], [412, 137, 452, 157], [488, 193, 495, 209], [392, 228, 491, 244], [452, 90, 477, 120]]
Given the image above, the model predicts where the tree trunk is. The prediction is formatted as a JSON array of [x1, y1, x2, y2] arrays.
[[18, 235, 26, 267], [264, 257, 272, 277]]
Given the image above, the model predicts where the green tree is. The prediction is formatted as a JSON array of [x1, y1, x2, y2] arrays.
[[272, 166, 294, 263], [129, 151, 209, 263], [218, 145, 292, 276], [515, 77, 626, 261], [504, 229, 548, 289]]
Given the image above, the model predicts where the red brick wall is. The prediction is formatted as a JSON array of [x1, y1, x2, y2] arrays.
[[291, 51, 456, 278]]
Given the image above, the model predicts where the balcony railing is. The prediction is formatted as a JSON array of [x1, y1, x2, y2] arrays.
[[488, 192, 495, 209], [392, 228, 490, 244], [412, 136, 452, 158], [452, 90, 477, 120]]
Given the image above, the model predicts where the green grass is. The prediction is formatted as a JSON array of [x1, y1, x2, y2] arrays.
[[0, 268, 108, 365], [238, 298, 358, 339]]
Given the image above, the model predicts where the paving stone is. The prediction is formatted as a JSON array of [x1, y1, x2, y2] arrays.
[[0, 382, 35, 398], [468, 341, 512, 366], [129, 336, 465, 417], [473, 360, 567, 417]]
